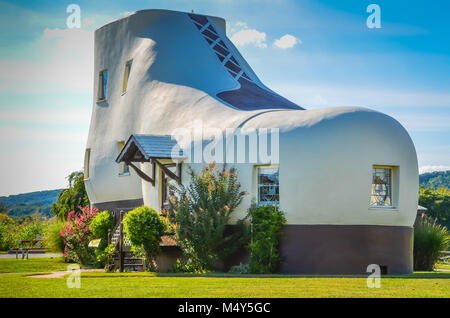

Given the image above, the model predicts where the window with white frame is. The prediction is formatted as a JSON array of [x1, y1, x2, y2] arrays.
[[370, 166, 393, 207], [258, 167, 279, 205], [98, 69, 107, 101], [117, 141, 130, 175]]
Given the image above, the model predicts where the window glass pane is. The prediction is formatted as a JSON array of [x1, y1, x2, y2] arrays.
[[122, 60, 132, 93], [370, 167, 392, 207], [258, 167, 279, 205], [84, 149, 90, 179], [98, 70, 107, 100], [103, 71, 108, 97], [163, 165, 178, 207]]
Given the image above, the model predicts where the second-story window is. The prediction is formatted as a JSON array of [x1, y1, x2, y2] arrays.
[[122, 60, 133, 94], [98, 69, 107, 101], [84, 148, 91, 179]]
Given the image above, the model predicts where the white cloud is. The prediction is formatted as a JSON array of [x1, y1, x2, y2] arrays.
[[419, 166, 450, 174], [274, 34, 301, 49], [227, 21, 248, 35], [231, 29, 267, 48]]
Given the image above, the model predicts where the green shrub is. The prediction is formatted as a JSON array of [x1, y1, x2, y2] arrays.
[[172, 258, 206, 274], [0, 216, 48, 251], [229, 262, 249, 274], [419, 187, 450, 228], [45, 220, 66, 252], [91, 210, 113, 252], [0, 223, 16, 251], [168, 163, 248, 271], [97, 243, 116, 272], [414, 216, 449, 271], [17, 218, 48, 242], [122, 206, 167, 271], [248, 204, 286, 274]]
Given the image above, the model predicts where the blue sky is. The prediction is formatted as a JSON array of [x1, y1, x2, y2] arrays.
[[0, 0, 449, 196]]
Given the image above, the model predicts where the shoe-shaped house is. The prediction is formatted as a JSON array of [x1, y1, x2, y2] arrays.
[[85, 9, 419, 274]]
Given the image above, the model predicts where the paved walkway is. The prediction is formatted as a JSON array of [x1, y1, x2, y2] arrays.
[[0, 253, 63, 259]]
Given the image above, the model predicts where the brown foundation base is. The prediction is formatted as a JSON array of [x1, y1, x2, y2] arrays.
[[279, 225, 413, 275], [92, 198, 144, 212]]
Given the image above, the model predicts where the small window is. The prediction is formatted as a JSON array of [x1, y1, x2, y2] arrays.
[[162, 164, 178, 209], [122, 60, 133, 94], [258, 167, 279, 205], [370, 167, 393, 207], [84, 149, 91, 179], [117, 141, 130, 176], [98, 70, 108, 101]]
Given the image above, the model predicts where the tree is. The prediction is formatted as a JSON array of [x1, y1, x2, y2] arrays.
[[51, 171, 90, 221], [0, 202, 7, 214], [419, 187, 450, 228], [419, 171, 450, 189]]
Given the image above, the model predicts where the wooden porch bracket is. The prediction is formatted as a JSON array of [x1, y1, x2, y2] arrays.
[[152, 158, 182, 184]]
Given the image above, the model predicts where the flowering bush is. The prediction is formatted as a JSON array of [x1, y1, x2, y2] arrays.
[[168, 163, 249, 271], [60, 206, 98, 265]]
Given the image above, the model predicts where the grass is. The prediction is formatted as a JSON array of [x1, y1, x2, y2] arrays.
[[0, 272, 449, 298], [0, 258, 449, 297], [0, 257, 71, 273]]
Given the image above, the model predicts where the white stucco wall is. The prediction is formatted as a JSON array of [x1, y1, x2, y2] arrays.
[[85, 10, 418, 227]]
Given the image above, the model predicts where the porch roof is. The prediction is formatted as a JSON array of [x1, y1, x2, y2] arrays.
[[116, 134, 186, 163]]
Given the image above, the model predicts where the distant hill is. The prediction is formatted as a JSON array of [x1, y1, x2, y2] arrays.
[[0, 189, 62, 219], [419, 170, 450, 189]]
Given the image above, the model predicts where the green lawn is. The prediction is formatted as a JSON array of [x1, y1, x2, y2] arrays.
[[0, 257, 71, 273], [0, 258, 449, 298]]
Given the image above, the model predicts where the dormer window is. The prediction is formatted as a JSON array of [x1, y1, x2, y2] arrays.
[[98, 69, 107, 101]]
